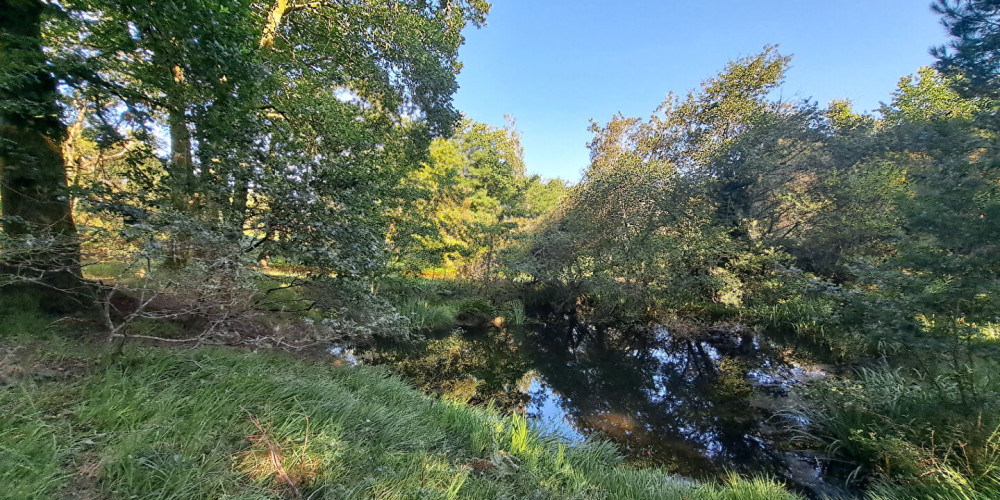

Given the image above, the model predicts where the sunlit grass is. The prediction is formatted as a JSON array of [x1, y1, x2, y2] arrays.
[[81, 261, 135, 281], [0, 326, 801, 499], [500, 299, 526, 326], [236, 414, 327, 495]]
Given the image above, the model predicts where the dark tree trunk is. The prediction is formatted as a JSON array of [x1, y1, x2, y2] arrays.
[[168, 88, 194, 211], [164, 69, 194, 267], [0, 0, 87, 311], [232, 171, 250, 221]]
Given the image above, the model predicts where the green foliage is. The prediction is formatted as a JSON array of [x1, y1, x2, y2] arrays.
[[397, 299, 459, 332], [3, 0, 493, 317], [7, 1, 1000, 497], [374, 276, 481, 332], [746, 59, 1000, 494], [499, 299, 527, 327], [504, 22, 1000, 496], [794, 365, 1000, 497], [883, 67, 986, 122], [933, 0, 1000, 97], [390, 119, 567, 277], [455, 297, 496, 325], [521, 47, 828, 321]]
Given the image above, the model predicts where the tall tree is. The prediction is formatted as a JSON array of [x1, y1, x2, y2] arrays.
[[390, 119, 530, 276], [0, 0, 84, 307], [932, 0, 1000, 97], [1, 0, 490, 288], [530, 48, 813, 308]]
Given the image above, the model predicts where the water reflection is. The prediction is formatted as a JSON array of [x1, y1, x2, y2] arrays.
[[360, 321, 816, 481], [522, 323, 797, 477]]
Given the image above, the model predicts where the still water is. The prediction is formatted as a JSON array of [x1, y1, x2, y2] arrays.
[[357, 321, 841, 497]]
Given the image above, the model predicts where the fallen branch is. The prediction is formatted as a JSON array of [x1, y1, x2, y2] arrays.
[[246, 413, 302, 499], [109, 333, 203, 343]]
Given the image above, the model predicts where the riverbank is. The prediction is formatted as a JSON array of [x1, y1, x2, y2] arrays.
[[0, 310, 800, 500]]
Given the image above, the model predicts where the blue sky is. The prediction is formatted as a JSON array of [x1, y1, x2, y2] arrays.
[[452, 1, 951, 181]]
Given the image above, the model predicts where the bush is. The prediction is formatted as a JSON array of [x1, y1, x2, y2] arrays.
[[454, 297, 495, 327]]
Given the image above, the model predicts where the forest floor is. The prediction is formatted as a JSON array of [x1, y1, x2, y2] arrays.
[[0, 306, 801, 500]]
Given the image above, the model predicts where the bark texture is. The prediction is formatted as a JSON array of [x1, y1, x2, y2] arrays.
[[0, 0, 86, 310]]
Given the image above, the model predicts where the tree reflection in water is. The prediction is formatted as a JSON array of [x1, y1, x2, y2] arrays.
[[360, 321, 804, 480], [524, 323, 796, 478]]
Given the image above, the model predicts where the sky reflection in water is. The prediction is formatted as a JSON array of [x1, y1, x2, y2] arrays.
[[363, 321, 823, 481]]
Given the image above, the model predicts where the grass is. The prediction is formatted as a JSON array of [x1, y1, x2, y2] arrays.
[[397, 298, 458, 332], [791, 365, 1000, 499], [81, 261, 136, 281], [499, 299, 526, 327], [374, 276, 533, 332], [376, 276, 503, 332], [0, 311, 801, 499], [749, 280, 1000, 498]]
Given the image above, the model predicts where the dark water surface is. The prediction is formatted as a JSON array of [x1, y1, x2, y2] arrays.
[[357, 321, 844, 497]]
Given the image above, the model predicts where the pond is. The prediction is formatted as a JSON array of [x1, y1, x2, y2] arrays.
[[355, 320, 848, 498]]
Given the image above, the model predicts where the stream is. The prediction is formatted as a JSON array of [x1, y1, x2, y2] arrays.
[[354, 320, 851, 498]]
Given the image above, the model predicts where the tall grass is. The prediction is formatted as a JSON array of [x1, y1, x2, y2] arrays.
[[377, 276, 502, 332], [508, 412, 529, 454], [749, 297, 872, 361], [792, 364, 1000, 498], [501, 299, 526, 326], [397, 298, 458, 332], [0, 330, 800, 499], [0, 292, 57, 339]]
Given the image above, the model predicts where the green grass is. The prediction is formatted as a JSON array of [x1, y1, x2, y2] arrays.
[[0, 294, 56, 338], [81, 260, 136, 281], [792, 365, 1000, 499], [376, 276, 506, 332], [397, 298, 459, 332], [0, 323, 800, 499]]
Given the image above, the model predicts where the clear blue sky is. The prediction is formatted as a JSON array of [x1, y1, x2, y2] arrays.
[[452, 0, 951, 181]]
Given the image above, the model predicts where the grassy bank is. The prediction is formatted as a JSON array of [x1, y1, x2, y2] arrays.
[[745, 284, 1000, 498], [0, 310, 799, 500], [375, 276, 531, 333]]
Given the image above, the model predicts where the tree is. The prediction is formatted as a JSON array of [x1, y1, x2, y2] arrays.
[[1, 0, 491, 308], [390, 119, 532, 277], [932, 0, 1000, 97], [867, 65, 1000, 328], [0, 0, 85, 308], [527, 48, 818, 311]]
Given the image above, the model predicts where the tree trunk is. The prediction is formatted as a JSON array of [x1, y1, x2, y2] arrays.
[[164, 66, 194, 267], [232, 171, 250, 222], [0, 0, 87, 311], [168, 66, 194, 211]]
